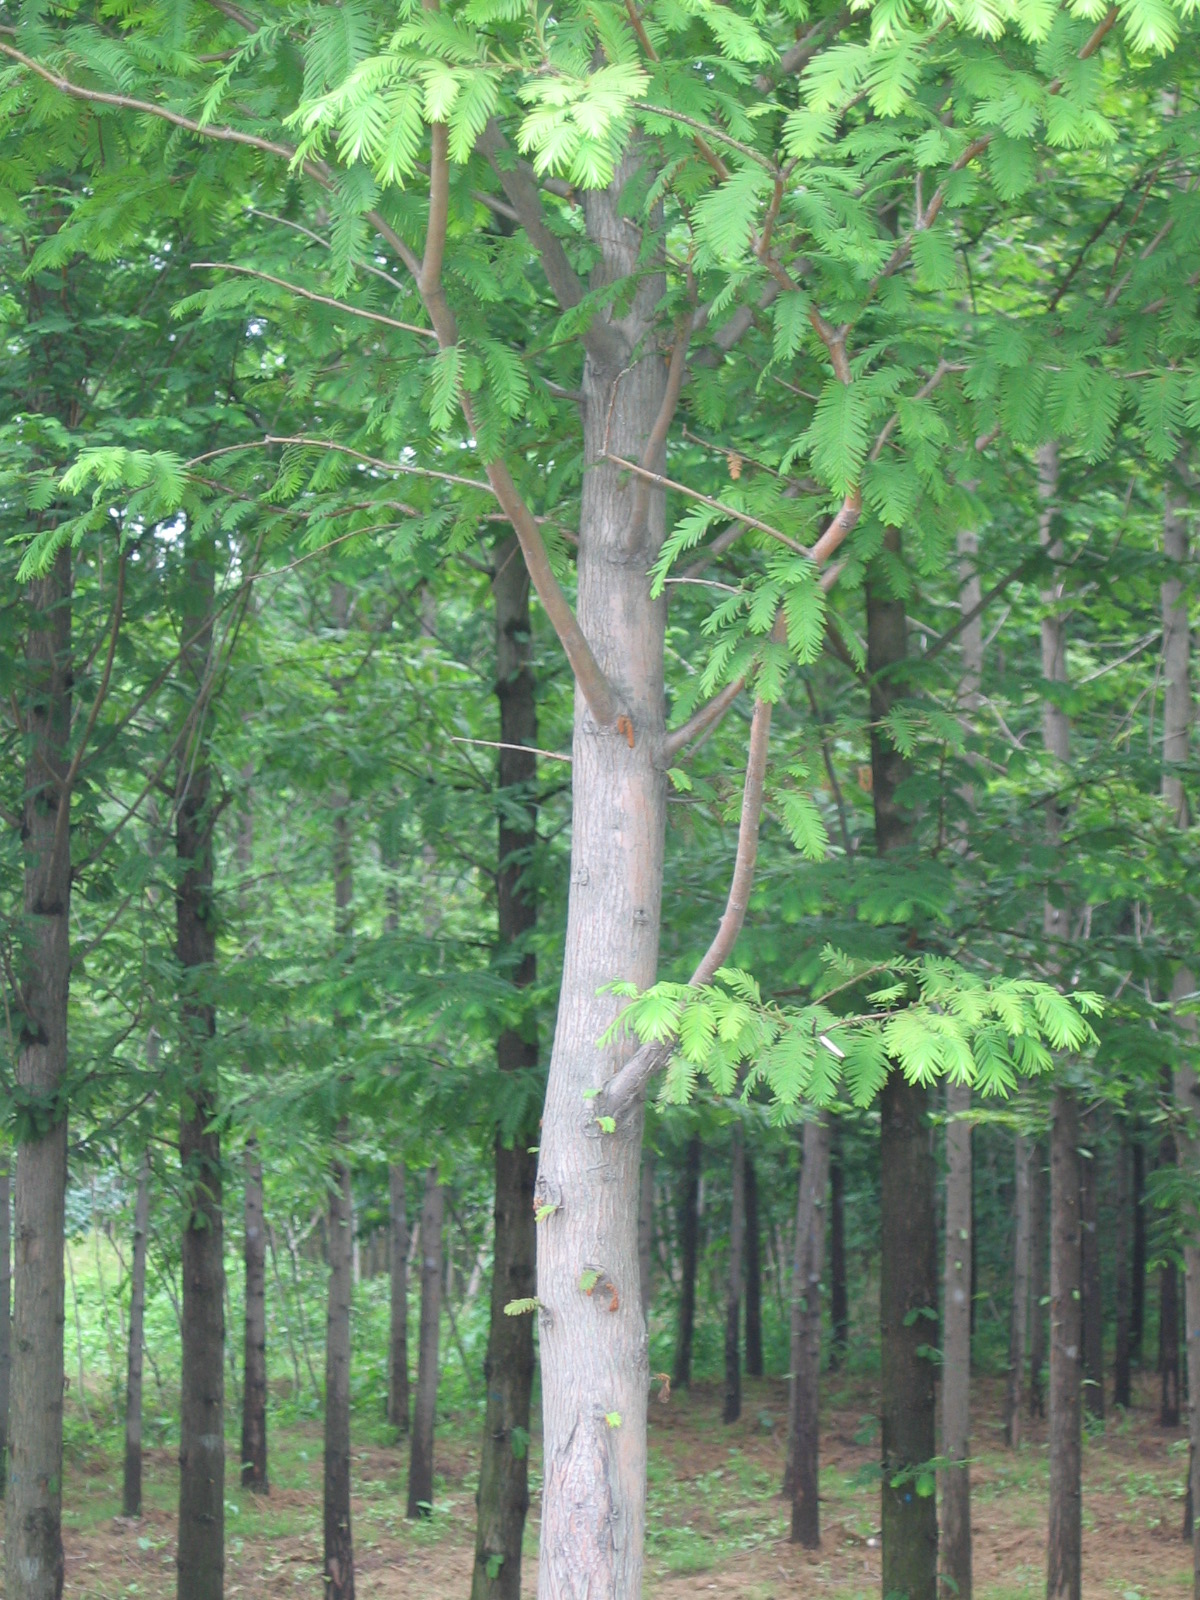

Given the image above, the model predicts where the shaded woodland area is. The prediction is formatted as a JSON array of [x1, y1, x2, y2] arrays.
[[3, 1, 1200, 1598]]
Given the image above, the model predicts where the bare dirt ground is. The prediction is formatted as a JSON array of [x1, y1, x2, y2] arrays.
[[22, 1372, 1191, 1598]]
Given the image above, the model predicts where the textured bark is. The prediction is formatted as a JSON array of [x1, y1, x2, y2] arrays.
[[323, 1147, 355, 1600], [388, 1166, 410, 1432], [723, 1124, 745, 1425], [638, 1148, 656, 1332], [880, 1073, 938, 1600], [7, 548, 71, 1600], [1029, 1145, 1049, 1420], [784, 1114, 830, 1547], [407, 1168, 444, 1519], [241, 1141, 268, 1493], [1005, 1132, 1033, 1446], [1114, 1132, 1133, 1410], [1132, 1138, 1147, 1370], [0, 1154, 9, 1497], [1079, 1120, 1104, 1422], [324, 741, 355, 1600], [941, 1082, 973, 1600], [123, 1152, 151, 1517], [533, 144, 668, 1600], [867, 527, 938, 1600], [1048, 1088, 1083, 1600], [828, 1131, 849, 1370], [672, 1136, 701, 1389], [744, 1152, 764, 1380], [176, 541, 224, 1600], [471, 535, 538, 1600]]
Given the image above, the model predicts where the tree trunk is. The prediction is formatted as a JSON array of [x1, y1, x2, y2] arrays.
[[323, 1146, 355, 1600], [1161, 1259, 1182, 1428], [1005, 1131, 1032, 1446], [388, 1166, 410, 1432], [744, 1151, 764, 1380], [1047, 1087, 1083, 1600], [673, 1135, 701, 1389], [472, 535, 538, 1600], [1114, 1131, 1133, 1410], [532, 147, 668, 1600], [784, 1114, 830, 1547], [408, 1168, 444, 1519], [123, 1152, 151, 1517], [829, 1129, 849, 1371], [638, 1148, 655, 1334], [1079, 1117, 1104, 1422], [723, 1124, 745, 1425], [176, 540, 224, 1600], [7, 548, 71, 1600], [241, 1140, 268, 1493], [1030, 1143, 1049, 1420], [941, 1082, 973, 1600], [0, 1153, 10, 1498], [1132, 1137, 1147, 1369]]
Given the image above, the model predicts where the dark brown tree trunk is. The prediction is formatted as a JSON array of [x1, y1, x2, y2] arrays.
[[673, 1135, 701, 1389], [867, 528, 938, 1600], [0, 1153, 10, 1498], [471, 534, 538, 1600], [7, 548, 71, 1600], [1114, 1131, 1133, 1410], [723, 1125, 745, 1425], [1005, 1131, 1032, 1446], [1080, 1118, 1104, 1422], [638, 1148, 656, 1331], [323, 1147, 355, 1599], [828, 1129, 849, 1371], [241, 1141, 268, 1493], [176, 540, 224, 1600], [123, 1152, 151, 1517], [744, 1152, 764, 1380], [1030, 1143, 1049, 1419], [387, 1166, 410, 1432], [407, 1168, 444, 1518], [1161, 1260, 1182, 1428], [1132, 1138, 1147, 1369], [1048, 1088, 1083, 1600], [941, 1083, 973, 1600], [785, 1114, 830, 1547]]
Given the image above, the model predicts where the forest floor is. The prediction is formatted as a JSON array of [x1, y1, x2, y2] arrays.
[[22, 1372, 1191, 1599]]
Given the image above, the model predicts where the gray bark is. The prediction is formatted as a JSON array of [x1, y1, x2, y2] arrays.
[[1005, 1132, 1033, 1445], [388, 1165, 410, 1432], [408, 1167, 444, 1518], [239, 788, 268, 1494], [723, 1124, 745, 1424], [638, 1147, 655, 1333], [1029, 1143, 1049, 1419], [0, 1152, 10, 1497], [784, 1113, 830, 1547], [941, 1082, 973, 1600], [123, 1150, 152, 1517]]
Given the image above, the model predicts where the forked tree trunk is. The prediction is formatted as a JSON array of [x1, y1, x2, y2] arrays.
[[723, 1124, 745, 1425], [0, 1153, 10, 1497], [744, 1152, 764, 1380], [784, 1113, 830, 1547], [324, 737, 356, 1600], [868, 528, 938, 1600], [388, 1165, 410, 1432], [1114, 1131, 1133, 1410], [673, 1136, 701, 1389], [828, 1131, 849, 1370], [1132, 1138, 1147, 1369], [1048, 1088, 1083, 1600], [1005, 1131, 1033, 1446], [941, 1082, 973, 1600], [176, 540, 224, 1600], [1030, 1144, 1049, 1419], [238, 791, 268, 1495], [123, 1152, 151, 1517], [533, 147, 668, 1600], [471, 535, 538, 1600], [638, 1148, 656, 1331], [1079, 1119, 1104, 1421], [323, 1144, 355, 1600], [408, 1168, 444, 1519], [8, 547, 71, 1600]]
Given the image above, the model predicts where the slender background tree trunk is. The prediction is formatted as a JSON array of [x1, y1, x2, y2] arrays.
[[744, 1152, 764, 1380], [941, 1082, 973, 1600], [175, 540, 224, 1600], [1114, 1131, 1133, 1410], [1030, 1145, 1049, 1420], [408, 1167, 444, 1519], [388, 1166, 410, 1433], [123, 1151, 151, 1517], [829, 1132, 848, 1371], [1080, 1116, 1104, 1422], [1005, 1131, 1032, 1446], [0, 1152, 11, 1498], [723, 1124, 745, 1425], [238, 791, 268, 1495], [673, 1136, 701, 1390], [785, 1114, 830, 1548], [1133, 1138, 1148, 1370]]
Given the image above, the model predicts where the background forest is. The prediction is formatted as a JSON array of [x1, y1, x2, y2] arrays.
[[1, 0, 1200, 1598]]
